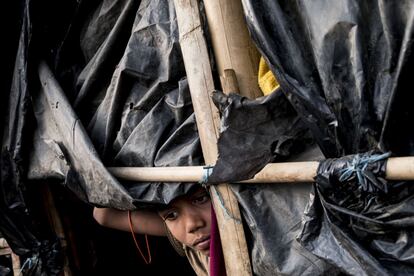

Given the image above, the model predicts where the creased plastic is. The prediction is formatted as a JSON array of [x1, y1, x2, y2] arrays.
[[299, 152, 414, 275]]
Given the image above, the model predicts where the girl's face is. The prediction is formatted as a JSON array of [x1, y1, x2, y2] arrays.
[[159, 188, 211, 256]]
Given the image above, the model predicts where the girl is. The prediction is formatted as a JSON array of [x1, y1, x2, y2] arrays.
[[93, 187, 211, 275]]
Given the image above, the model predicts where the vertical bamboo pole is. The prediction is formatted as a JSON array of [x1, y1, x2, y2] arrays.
[[11, 252, 21, 276], [203, 0, 262, 99], [173, 1, 252, 275]]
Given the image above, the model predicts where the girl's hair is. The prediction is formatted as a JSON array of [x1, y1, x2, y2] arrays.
[[164, 222, 186, 256]]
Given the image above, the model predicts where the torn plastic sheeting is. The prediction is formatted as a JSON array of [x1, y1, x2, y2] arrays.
[[299, 152, 414, 275], [208, 90, 315, 183]]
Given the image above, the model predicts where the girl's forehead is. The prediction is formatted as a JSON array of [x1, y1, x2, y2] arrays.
[[161, 187, 207, 209]]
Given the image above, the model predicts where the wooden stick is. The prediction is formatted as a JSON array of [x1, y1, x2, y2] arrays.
[[173, 1, 252, 275], [221, 69, 240, 94], [0, 248, 12, 256], [386, 157, 414, 180], [11, 252, 21, 276], [0, 238, 12, 258], [108, 166, 205, 182], [244, 162, 318, 183], [204, 0, 262, 99], [108, 156, 414, 183], [0, 238, 20, 275], [107, 163, 318, 183]]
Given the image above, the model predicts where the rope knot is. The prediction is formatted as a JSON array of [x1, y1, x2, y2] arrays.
[[338, 152, 391, 193], [199, 165, 214, 188]]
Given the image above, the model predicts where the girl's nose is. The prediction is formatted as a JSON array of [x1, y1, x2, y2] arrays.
[[185, 209, 205, 233]]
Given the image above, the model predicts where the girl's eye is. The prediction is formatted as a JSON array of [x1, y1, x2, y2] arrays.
[[193, 194, 209, 205], [163, 211, 178, 221]]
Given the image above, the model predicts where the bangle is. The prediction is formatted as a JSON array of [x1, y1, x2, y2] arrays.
[[128, 210, 152, 264]]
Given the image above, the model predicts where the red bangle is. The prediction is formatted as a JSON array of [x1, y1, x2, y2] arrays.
[[128, 210, 152, 264]]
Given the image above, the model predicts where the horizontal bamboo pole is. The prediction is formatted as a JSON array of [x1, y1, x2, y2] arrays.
[[386, 157, 414, 180], [108, 166, 206, 182], [0, 248, 12, 256], [108, 156, 414, 183]]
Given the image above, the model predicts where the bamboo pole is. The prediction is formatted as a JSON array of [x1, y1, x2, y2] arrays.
[[108, 162, 318, 183], [108, 166, 206, 182], [222, 69, 241, 94], [108, 156, 414, 183], [0, 238, 20, 275], [203, 0, 261, 99], [11, 252, 21, 276], [386, 157, 414, 180], [173, 1, 252, 275], [0, 248, 12, 256], [0, 247, 13, 256]]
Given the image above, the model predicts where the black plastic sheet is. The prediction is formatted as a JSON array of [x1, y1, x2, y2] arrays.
[[299, 152, 414, 275], [233, 179, 340, 275]]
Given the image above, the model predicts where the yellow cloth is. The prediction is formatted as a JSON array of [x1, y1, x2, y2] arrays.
[[258, 57, 280, 95]]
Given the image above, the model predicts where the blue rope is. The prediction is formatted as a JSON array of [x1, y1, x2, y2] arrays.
[[339, 152, 391, 185], [198, 166, 242, 223], [199, 165, 214, 187], [212, 186, 242, 224], [19, 255, 37, 275]]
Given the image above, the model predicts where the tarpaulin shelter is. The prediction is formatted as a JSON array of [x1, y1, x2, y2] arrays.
[[2, 0, 414, 275]]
